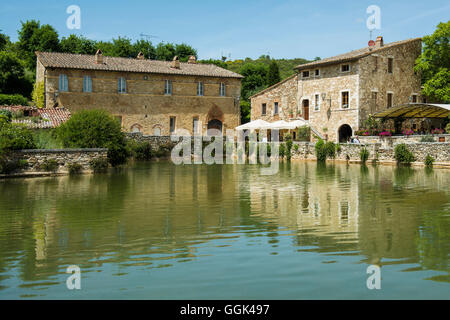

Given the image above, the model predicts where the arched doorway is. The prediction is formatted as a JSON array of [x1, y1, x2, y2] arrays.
[[338, 124, 353, 143], [207, 119, 223, 135]]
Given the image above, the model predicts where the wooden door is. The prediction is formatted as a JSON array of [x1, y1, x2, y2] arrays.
[[303, 100, 310, 120]]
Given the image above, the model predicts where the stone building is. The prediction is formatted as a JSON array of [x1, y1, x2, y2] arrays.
[[251, 37, 423, 142], [35, 51, 243, 136]]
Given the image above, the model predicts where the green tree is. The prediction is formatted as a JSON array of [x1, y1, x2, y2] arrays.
[[174, 43, 197, 62], [0, 51, 32, 97], [60, 34, 97, 55], [266, 60, 281, 86], [110, 37, 135, 58], [56, 109, 129, 166], [239, 63, 268, 101], [0, 31, 10, 51], [415, 21, 450, 103], [17, 20, 60, 70], [155, 43, 176, 61], [133, 39, 156, 59]]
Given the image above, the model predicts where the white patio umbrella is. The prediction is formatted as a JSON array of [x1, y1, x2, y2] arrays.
[[236, 119, 270, 131]]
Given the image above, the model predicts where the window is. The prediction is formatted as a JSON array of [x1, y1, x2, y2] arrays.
[[387, 93, 393, 108], [274, 102, 279, 115], [302, 71, 310, 78], [118, 77, 126, 94], [372, 91, 378, 101], [341, 91, 349, 109], [315, 69, 320, 76], [262, 103, 267, 115], [412, 94, 418, 103], [193, 117, 199, 134], [219, 83, 226, 97], [83, 76, 92, 93], [170, 117, 176, 133], [164, 80, 172, 95], [314, 94, 320, 111], [388, 58, 394, 74], [341, 64, 350, 72], [197, 82, 204, 96], [59, 74, 68, 92]]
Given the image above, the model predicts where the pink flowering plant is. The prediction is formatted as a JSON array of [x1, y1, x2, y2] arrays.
[[431, 128, 444, 135], [402, 129, 414, 136], [379, 131, 392, 137]]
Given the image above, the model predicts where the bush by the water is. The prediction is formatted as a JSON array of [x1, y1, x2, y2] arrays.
[[56, 109, 129, 166], [0, 94, 28, 106], [0, 158, 28, 174], [360, 148, 370, 164], [424, 155, 435, 167], [89, 158, 109, 173], [394, 144, 416, 165], [67, 163, 83, 175], [39, 159, 59, 172], [315, 139, 336, 162], [128, 140, 153, 161]]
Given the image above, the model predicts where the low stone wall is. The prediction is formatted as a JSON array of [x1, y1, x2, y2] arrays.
[[292, 141, 450, 164], [8, 149, 108, 173], [358, 134, 449, 145], [126, 133, 172, 150]]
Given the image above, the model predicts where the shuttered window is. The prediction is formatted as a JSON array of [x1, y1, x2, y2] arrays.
[[59, 74, 68, 92], [83, 76, 92, 93], [118, 77, 126, 93]]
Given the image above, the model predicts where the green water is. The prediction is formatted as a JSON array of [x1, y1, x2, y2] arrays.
[[0, 162, 449, 299]]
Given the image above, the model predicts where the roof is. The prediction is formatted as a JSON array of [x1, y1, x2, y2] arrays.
[[250, 74, 297, 99], [0, 106, 71, 128], [36, 51, 244, 79], [373, 103, 450, 119], [295, 38, 422, 71]]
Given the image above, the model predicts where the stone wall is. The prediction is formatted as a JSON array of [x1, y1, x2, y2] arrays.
[[8, 149, 108, 173], [358, 134, 449, 146], [42, 67, 242, 136], [126, 133, 173, 150], [291, 141, 450, 164]]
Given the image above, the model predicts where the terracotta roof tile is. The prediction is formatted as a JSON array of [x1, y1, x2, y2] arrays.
[[0, 106, 71, 128], [295, 38, 422, 70], [36, 52, 244, 79]]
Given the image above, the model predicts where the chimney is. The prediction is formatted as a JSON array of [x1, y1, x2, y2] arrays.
[[95, 49, 103, 64], [375, 36, 384, 48], [188, 55, 197, 64], [171, 56, 180, 69], [137, 52, 145, 60]]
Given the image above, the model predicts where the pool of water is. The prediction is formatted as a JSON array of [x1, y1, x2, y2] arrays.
[[0, 161, 449, 299]]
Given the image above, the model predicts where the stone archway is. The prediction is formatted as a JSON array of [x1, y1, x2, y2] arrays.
[[207, 119, 223, 135], [206, 105, 224, 136], [130, 123, 143, 133], [338, 124, 353, 143]]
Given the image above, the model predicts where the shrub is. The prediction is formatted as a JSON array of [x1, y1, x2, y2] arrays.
[[154, 144, 173, 158], [89, 158, 109, 173], [336, 144, 342, 153], [394, 144, 415, 165], [424, 155, 435, 167], [420, 135, 435, 143], [0, 123, 36, 151], [32, 81, 45, 108], [325, 142, 336, 159], [279, 143, 286, 159], [0, 110, 12, 122], [39, 159, 59, 172], [33, 129, 62, 149], [285, 134, 293, 160], [0, 94, 28, 106], [56, 109, 129, 166], [67, 163, 83, 175], [293, 144, 299, 152], [446, 122, 450, 133], [0, 158, 28, 174], [128, 140, 153, 161], [315, 139, 327, 162], [360, 148, 370, 164]]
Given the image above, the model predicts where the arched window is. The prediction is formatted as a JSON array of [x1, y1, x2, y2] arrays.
[[131, 124, 142, 133], [153, 126, 161, 136]]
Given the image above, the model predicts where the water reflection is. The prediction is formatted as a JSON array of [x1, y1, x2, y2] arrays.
[[0, 161, 448, 298]]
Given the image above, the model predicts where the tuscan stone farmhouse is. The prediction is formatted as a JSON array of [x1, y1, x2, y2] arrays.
[[35, 51, 243, 136], [251, 37, 423, 142]]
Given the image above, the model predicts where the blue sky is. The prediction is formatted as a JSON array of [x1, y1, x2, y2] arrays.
[[1, 0, 449, 60]]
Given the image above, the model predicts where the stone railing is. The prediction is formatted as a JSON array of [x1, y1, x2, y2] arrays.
[[358, 134, 449, 146]]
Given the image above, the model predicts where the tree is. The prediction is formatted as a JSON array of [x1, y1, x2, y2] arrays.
[[266, 60, 281, 86], [110, 37, 135, 58], [17, 20, 60, 70], [56, 109, 129, 166], [60, 34, 97, 55], [0, 31, 10, 51], [239, 63, 268, 101], [415, 21, 450, 103], [0, 51, 32, 97], [133, 39, 156, 59], [155, 43, 176, 61], [174, 43, 197, 62]]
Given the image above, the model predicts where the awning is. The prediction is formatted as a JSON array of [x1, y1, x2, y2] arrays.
[[373, 103, 450, 119]]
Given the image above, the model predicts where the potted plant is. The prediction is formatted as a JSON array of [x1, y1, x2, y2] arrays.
[[289, 110, 294, 119], [402, 129, 414, 137]]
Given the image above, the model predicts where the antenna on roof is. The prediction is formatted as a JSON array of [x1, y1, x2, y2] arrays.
[[139, 33, 160, 59]]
